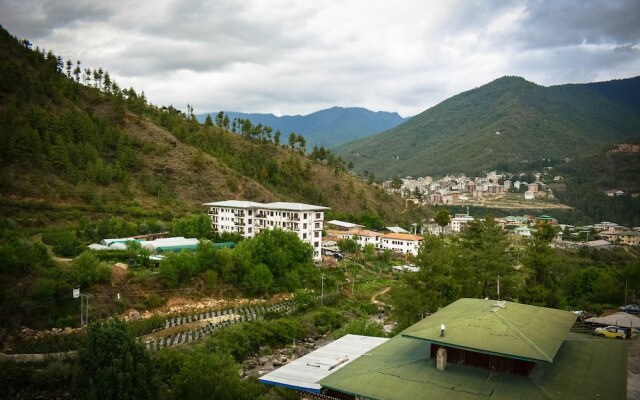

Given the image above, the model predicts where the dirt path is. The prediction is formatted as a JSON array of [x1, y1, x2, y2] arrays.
[[624, 246, 638, 258], [29, 233, 74, 263], [371, 287, 391, 307]]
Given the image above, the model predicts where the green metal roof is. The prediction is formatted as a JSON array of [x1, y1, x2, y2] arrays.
[[401, 298, 577, 363], [319, 333, 627, 400]]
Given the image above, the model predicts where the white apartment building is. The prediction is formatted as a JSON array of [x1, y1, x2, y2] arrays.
[[451, 214, 475, 233], [203, 200, 329, 261]]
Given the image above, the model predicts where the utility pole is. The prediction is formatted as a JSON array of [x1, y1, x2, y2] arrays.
[[625, 278, 628, 306], [352, 272, 356, 296], [80, 295, 89, 327], [74, 288, 89, 328], [321, 273, 325, 306]]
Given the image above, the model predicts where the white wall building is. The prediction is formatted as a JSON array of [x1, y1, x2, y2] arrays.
[[381, 233, 423, 256], [203, 200, 329, 261], [450, 214, 474, 233], [338, 229, 423, 256], [338, 229, 382, 250]]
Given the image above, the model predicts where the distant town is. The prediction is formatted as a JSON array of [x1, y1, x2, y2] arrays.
[[381, 170, 560, 205]]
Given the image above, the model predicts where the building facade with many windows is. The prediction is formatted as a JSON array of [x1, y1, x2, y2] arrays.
[[203, 200, 329, 260]]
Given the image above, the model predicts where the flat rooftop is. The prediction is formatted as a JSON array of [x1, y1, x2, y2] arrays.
[[259, 334, 388, 393]]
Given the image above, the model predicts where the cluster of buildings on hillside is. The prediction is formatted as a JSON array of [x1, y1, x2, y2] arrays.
[[91, 199, 638, 262], [324, 221, 423, 257], [202, 201, 426, 259], [383, 171, 555, 205]]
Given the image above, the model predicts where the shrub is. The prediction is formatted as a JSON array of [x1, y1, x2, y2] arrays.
[[331, 318, 385, 339], [314, 309, 345, 334], [127, 314, 166, 337]]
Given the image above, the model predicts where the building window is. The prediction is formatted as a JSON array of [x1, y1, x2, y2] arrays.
[[304, 223, 307, 229], [303, 233, 307, 239], [314, 231, 319, 237], [304, 213, 307, 219], [315, 223, 320, 229], [316, 213, 321, 219]]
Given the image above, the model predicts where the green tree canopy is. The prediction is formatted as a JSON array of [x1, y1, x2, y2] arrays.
[[77, 319, 156, 400], [434, 208, 451, 235], [170, 214, 213, 240]]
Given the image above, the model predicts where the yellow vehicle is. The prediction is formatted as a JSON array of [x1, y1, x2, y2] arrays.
[[594, 325, 629, 340]]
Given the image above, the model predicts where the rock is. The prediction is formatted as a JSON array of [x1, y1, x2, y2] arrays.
[[258, 357, 269, 366], [64, 327, 73, 334], [129, 310, 141, 321]]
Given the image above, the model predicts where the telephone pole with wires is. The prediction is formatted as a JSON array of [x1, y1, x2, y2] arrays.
[[74, 288, 89, 328]]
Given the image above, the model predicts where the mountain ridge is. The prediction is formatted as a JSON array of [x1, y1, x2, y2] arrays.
[[334, 75, 640, 179], [197, 106, 406, 149]]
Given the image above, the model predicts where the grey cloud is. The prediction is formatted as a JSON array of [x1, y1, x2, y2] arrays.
[[0, 0, 113, 39], [614, 44, 638, 53], [514, 0, 640, 49], [1, 0, 639, 117]]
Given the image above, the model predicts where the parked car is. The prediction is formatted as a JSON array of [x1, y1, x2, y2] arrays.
[[594, 325, 630, 340], [619, 304, 640, 314]]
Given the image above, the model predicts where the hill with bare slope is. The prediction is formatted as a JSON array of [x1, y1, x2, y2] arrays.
[[0, 25, 418, 228]]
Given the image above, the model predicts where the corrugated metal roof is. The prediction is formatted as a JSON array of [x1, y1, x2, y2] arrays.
[[386, 226, 410, 234], [202, 200, 330, 211], [402, 298, 576, 363], [259, 334, 387, 393], [202, 200, 264, 208], [343, 229, 382, 237], [327, 220, 364, 229], [382, 232, 423, 241], [319, 333, 627, 400], [586, 311, 640, 328], [264, 202, 330, 211]]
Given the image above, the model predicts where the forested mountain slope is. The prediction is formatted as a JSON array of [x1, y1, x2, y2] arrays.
[[198, 106, 406, 149], [335, 76, 640, 179], [0, 26, 416, 228]]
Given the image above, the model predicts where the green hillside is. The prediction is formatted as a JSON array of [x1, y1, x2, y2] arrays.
[[336, 76, 640, 179], [552, 137, 640, 226], [0, 25, 419, 228]]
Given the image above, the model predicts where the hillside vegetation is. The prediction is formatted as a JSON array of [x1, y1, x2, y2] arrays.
[[336, 76, 640, 179], [0, 25, 419, 229], [552, 137, 640, 226]]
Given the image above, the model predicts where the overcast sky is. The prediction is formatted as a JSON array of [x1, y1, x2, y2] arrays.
[[1, 0, 639, 117]]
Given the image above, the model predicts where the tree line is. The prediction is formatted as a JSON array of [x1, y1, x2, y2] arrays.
[[391, 216, 640, 330]]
